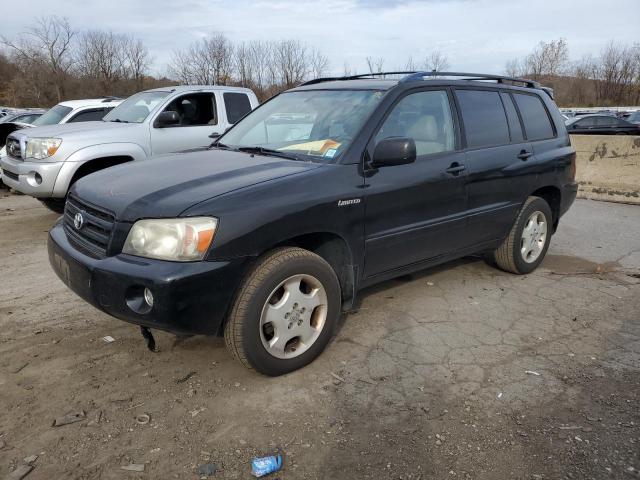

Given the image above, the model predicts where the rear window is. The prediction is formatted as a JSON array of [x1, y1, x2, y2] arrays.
[[67, 108, 109, 123], [456, 90, 510, 148], [223, 92, 252, 124], [513, 93, 555, 141]]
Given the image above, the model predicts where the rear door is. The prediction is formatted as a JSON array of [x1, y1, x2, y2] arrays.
[[458, 88, 534, 246], [150, 92, 219, 154], [363, 88, 468, 277]]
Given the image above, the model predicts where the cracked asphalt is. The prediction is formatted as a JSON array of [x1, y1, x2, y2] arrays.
[[1, 193, 639, 479]]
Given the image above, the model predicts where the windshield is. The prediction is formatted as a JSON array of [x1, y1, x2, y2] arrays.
[[220, 90, 385, 161], [628, 112, 640, 122], [103, 91, 170, 123], [33, 105, 73, 126]]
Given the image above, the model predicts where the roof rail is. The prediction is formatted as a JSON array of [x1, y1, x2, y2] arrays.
[[102, 96, 122, 102], [299, 71, 419, 86], [399, 71, 541, 88], [299, 71, 545, 91]]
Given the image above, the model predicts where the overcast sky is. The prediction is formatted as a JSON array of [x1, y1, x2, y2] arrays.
[[3, 0, 639, 77]]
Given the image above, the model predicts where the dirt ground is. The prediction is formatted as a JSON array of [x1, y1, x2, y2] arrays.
[[1, 192, 639, 480]]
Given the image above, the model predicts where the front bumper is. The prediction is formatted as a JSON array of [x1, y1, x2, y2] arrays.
[[0, 155, 64, 197], [48, 222, 251, 335]]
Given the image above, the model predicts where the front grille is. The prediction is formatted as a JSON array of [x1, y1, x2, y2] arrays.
[[63, 195, 115, 258], [2, 169, 18, 181], [6, 138, 21, 160]]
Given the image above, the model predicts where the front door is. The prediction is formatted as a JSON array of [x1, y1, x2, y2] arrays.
[[150, 92, 223, 155], [363, 89, 468, 278]]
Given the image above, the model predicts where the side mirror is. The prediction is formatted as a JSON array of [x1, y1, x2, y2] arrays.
[[208, 131, 221, 139], [155, 111, 180, 128], [372, 137, 416, 167]]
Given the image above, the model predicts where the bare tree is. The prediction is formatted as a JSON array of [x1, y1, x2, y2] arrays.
[[423, 51, 450, 72], [524, 38, 569, 79], [76, 30, 126, 93], [123, 36, 151, 90], [169, 33, 234, 85], [2, 16, 75, 102], [593, 41, 638, 104], [504, 58, 522, 77], [308, 47, 329, 79], [365, 56, 385, 74], [404, 56, 418, 71], [272, 40, 308, 88]]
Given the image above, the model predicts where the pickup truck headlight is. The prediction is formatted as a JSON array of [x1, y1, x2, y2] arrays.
[[123, 217, 218, 261], [25, 138, 62, 160]]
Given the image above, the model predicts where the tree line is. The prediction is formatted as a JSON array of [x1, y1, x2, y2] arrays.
[[1, 17, 639, 109], [0, 16, 163, 107], [505, 38, 640, 107]]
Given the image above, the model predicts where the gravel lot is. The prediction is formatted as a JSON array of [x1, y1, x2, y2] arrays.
[[1, 192, 639, 480]]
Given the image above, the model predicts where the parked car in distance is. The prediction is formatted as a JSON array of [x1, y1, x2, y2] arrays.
[[1, 86, 258, 211], [0, 109, 46, 124], [565, 114, 640, 135], [48, 72, 577, 376], [0, 98, 122, 185]]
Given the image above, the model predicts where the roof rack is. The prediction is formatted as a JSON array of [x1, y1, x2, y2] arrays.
[[299, 71, 544, 91]]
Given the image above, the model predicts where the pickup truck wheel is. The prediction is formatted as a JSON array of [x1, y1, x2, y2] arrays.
[[224, 247, 341, 376], [491, 196, 552, 275], [39, 198, 66, 214]]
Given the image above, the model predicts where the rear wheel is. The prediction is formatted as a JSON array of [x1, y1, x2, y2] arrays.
[[39, 198, 66, 214], [224, 247, 341, 376], [491, 196, 552, 274]]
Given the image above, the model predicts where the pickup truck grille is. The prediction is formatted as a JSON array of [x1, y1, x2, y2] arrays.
[[63, 195, 115, 258], [6, 138, 22, 160]]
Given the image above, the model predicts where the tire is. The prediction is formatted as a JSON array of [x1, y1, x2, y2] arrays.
[[39, 198, 66, 214], [224, 247, 341, 376], [491, 196, 553, 275]]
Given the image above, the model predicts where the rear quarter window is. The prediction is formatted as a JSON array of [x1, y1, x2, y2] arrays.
[[456, 89, 510, 149], [513, 93, 555, 141], [223, 92, 252, 124]]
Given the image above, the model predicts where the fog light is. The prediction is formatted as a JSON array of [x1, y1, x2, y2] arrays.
[[26, 171, 43, 187], [143, 288, 154, 307]]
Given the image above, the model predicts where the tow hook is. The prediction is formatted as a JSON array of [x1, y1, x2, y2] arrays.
[[140, 326, 158, 352]]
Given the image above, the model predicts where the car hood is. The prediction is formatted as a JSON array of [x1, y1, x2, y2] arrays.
[[72, 148, 322, 221], [15, 120, 133, 138]]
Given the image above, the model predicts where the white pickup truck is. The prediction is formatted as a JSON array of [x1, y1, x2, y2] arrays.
[[1, 85, 259, 212]]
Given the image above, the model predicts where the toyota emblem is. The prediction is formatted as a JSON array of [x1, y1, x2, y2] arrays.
[[74, 212, 84, 230]]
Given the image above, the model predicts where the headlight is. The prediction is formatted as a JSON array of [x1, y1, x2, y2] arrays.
[[123, 217, 218, 261], [25, 138, 62, 159]]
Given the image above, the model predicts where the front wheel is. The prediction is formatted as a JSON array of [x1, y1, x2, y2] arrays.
[[224, 247, 341, 376], [39, 198, 66, 214], [491, 196, 553, 274]]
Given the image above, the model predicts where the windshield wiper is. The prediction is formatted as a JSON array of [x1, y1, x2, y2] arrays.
[[209, 142, 232, 150], [108, 118, 129, 123], [236, 146, 302, 161]]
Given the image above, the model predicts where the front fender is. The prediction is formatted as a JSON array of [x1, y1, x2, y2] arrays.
[[52, 143, 148, 197]]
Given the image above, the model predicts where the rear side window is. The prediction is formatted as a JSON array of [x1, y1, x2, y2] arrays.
[[596, 116, 617, 126], [575, 117, 596, 127], [67, 108, 108, 123], [513, 93, 554, 141], [224, 92, 252, 124], [500, 93, 524, 142], [456, 90, 509, 148]]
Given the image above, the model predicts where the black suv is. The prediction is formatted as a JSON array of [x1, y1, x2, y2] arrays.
[[48, 72, 577, 376]]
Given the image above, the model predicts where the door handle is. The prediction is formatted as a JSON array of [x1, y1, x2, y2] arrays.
[[517, 150, 533, 160], [445, 163, 466, 175]]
